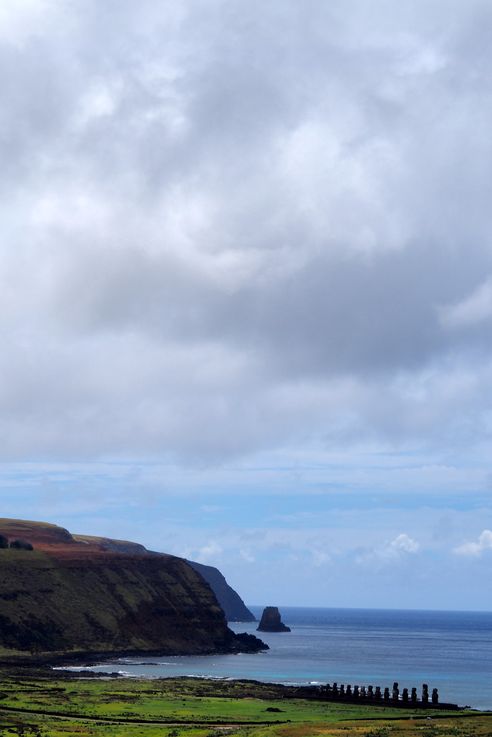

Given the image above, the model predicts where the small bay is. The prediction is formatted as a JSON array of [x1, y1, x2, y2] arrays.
[[62, 606, 492, 710]]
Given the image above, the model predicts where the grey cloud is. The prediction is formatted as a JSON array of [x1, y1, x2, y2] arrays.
[[1, 0, 492, 460]]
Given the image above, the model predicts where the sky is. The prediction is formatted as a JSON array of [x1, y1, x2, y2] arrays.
[[1, 0, 492, 610]]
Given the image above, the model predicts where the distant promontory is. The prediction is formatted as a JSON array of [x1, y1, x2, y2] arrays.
[[187, 560, 256, 622]]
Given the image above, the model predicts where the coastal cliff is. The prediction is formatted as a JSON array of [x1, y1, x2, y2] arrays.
[[187, 560, 255, 622], [0, 518, 266, 659]]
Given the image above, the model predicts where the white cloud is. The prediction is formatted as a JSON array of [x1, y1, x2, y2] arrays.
[[311, 549, 331, 567], [454, 529, 492, 557], [390, 533, 420, 554], [194, 541, 223, 564], [440, 278, 492, 330], [357, 533, 420, 566], [239, 548, 255, 563], [0, 0, 56, 47]]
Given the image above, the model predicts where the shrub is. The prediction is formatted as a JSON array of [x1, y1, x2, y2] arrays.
[[9, 539, 34, 551], [0, 535, 8, 549]]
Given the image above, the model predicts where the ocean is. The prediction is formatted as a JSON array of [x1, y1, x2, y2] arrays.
[[60, 606, 492, 710]]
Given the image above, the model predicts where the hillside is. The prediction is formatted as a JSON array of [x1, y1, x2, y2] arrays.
[[187, 560, 255, 622], [72, 533, 256, 621], [0, 518, 265, 659]]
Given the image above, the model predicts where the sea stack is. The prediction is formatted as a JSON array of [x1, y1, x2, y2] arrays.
[[257, 606, 291, 632]]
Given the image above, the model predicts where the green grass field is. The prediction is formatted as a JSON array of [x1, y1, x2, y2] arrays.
[[0, 675, 490, 737]]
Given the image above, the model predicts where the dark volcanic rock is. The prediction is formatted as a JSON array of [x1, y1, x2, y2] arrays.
[[231, 632, 269, 652], [187, 560, 255, 622], [257, 606, 291, 632]]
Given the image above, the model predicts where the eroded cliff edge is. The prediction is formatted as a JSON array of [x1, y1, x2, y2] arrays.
[[0, 518, 266, 660], [187, 560, 255, 622]]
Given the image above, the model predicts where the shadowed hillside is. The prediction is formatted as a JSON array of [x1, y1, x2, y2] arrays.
[[0, 518, 266, 659]]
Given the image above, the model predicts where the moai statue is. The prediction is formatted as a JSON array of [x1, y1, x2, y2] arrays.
[[332, 683, 338, 696], [340, 685, 345, 697], [354, 686, 360, 699], [383, 687, 390, 702], [368, 685, 374, 700], [375, 686, 382, 701], [422, 684, 429, 704], [432, 688, 439, 705], [346, 685, 352, 697], [361, 686, 367, 698], [411, 687, 417, 704], [402, 688, 409, 704], [392, 682, 400, 703]]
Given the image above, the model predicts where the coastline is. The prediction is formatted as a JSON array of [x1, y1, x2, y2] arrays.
[[0, 657, 491, 737]]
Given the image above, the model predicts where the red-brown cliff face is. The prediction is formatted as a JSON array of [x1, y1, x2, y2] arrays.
[[0, 518, 266, 659]]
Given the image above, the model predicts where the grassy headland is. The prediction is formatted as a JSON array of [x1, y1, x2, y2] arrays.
[[0, 519, 265, 659]]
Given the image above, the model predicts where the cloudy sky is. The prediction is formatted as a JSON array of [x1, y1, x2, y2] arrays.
[[1, 0, 492, 610]]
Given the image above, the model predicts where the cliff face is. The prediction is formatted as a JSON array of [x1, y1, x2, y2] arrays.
[[0, 519, 265, 658], [187, 560, 255, 622]]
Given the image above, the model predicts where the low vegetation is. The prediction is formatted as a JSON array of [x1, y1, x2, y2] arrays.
[[0, 673, 489, 737]]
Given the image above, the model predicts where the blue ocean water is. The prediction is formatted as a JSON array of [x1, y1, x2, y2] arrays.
[[61, 606, 492, 710]]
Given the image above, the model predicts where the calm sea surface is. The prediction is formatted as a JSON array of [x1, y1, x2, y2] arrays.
[[59, 606, 492, 710]]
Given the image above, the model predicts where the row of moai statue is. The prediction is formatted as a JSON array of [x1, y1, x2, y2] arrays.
[[322, 682, 439, 705]]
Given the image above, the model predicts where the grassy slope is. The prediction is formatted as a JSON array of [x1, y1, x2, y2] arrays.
[[0, 548, 230, 657], [0, 676, 489, 737]]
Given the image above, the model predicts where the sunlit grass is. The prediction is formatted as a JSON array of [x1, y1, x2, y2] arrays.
[[0, 675, 489, 737]]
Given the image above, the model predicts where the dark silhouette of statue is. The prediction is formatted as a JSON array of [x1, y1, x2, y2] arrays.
[[320, 679, 445, 709], [392, 682, 399, 702]]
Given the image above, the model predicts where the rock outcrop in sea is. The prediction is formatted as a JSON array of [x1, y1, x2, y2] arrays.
[[0, 518, 267, 659], [257, 606, 291, 632]]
